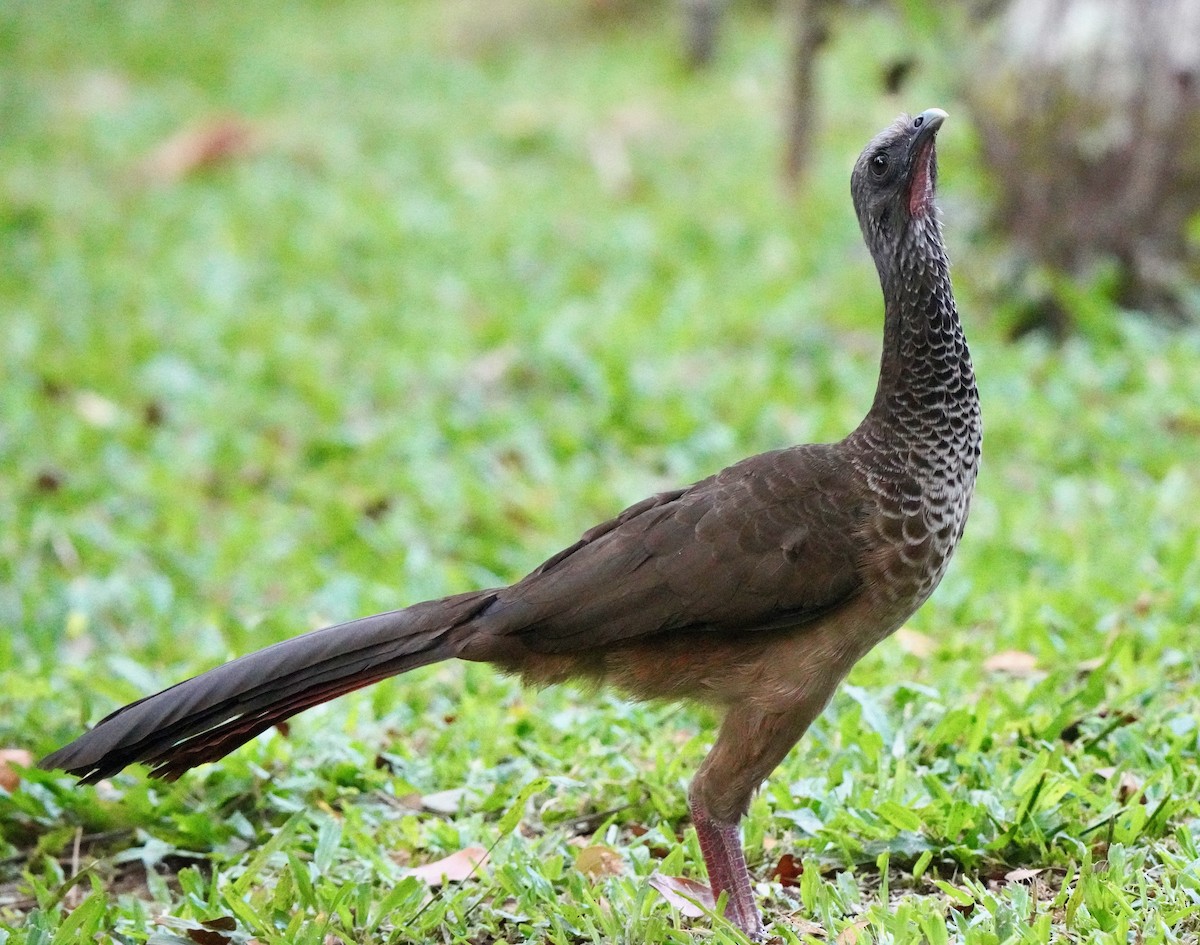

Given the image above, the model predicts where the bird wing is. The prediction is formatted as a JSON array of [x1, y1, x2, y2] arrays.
[[485, 444, 869, 653]]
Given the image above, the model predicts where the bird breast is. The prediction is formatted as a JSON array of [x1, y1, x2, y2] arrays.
[[858, 412, 980, 620]]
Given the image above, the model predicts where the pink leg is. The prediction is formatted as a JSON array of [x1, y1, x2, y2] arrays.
[[686, 700, 833, 938], [690, 797, 764, 940]]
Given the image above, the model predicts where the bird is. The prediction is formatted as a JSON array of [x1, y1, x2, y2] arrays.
[[42, 108, 981, 939]]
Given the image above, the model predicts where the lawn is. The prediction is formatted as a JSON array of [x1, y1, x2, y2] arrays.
[[3, 1, 1200, 942]]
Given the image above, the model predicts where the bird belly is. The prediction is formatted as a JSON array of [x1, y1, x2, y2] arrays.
[[573, 596, 886, 716]]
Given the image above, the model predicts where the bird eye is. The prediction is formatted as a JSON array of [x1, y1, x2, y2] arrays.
[[870, 152, 889, 177]]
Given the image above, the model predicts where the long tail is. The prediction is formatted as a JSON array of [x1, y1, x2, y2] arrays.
[[40, 590, 498, 784]]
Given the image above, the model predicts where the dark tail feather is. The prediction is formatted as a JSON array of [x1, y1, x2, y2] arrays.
[[40, 590, 497, 784]]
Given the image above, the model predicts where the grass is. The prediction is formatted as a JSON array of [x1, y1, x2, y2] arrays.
[[3, 1, 1200, 942]]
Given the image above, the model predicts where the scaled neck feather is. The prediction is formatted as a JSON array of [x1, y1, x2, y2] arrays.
[[865, 213, 977, 435]]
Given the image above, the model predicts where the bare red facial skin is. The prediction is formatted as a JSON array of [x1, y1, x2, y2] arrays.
[[908, 139, 936, 217]]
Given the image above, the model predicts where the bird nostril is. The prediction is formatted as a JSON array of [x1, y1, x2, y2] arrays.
[[913, 115, 924, 128]]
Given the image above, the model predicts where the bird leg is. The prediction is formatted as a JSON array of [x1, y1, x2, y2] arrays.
[[690, 796, 764, 940], [686, 693, 839, 939]]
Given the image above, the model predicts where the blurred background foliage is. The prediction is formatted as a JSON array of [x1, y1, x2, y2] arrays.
[[2, 0, 1200, 941]]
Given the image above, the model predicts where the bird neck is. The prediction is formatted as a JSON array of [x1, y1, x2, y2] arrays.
[[865, 216, 978, 434]]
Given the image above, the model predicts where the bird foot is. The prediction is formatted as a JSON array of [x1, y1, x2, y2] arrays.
[[690, 799, 765, 940], [712, 884, 765, 942]]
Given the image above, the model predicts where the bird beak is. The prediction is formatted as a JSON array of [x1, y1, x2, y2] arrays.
[[913, 108, 947, 141], [907, 108, 946, 217]]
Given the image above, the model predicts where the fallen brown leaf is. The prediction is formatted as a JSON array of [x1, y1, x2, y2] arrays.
[[0, 749, 34, 792], [837, 918, 871, 944], [140, 117, 257, 184], [983, 649, 1039, 675], [394, 791, 424, 810], [783, 915, 826, 936], [575, 844, 625, 879], [405, 846, 488, 886], [188, 916, 237, 945], [153, 915, 237, 945], [648, 872, 713, 918], [770, 852, 803, 888]]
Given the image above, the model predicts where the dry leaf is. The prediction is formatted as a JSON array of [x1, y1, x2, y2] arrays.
[[782, 914, 826, 936], [405, 846, 488, 886], [186, 915, 238, 945], [1004, 867, 1045, 883], [421, 787, 467, 814], [394, 791, 424, 810], [0, 749, 33, 792], [575, 844, 625, 879], [770, 852, 803, 888], [837, 919, 871, 944], [983, 650, 1039, 675], [648, 872, 713, 918], [141, 117, 257, 184], [1095, 766, 1143, 801], [895, 627, 936, 657], [153, 915, 237, 945]]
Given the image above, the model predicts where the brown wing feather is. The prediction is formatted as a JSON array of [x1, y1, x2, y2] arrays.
[[480, 443, 869, 653]]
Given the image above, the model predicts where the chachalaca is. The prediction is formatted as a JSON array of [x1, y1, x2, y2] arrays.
[[42, 109, 981, 939]]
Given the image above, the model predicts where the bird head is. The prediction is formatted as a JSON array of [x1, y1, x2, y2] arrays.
[[851, 109, 947, 262]]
